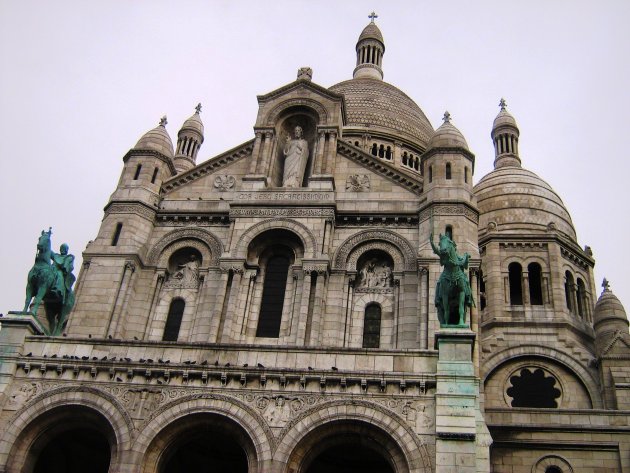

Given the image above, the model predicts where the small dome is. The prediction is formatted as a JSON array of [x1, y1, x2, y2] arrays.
[[135, 117, 174, 157], [358, 22, 384, 46], [427, 112, 469, 150], [493, 108, 518, 130], [329, 78, 433, 149], [594, 281, 629, 330], [475, 166, 577, 240], [180, 104, 204, 136]]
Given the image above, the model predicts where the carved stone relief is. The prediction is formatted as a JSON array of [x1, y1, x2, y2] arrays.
[[214, 175, 236, 191], [346, 174, 370, 192], [356, 257, 392, 290]]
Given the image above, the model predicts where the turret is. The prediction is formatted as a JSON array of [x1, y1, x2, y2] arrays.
[[174, 103, 204, 173], [594, 279, 629, 353], [353, 12, 385, 80], [491, 98, 520, 168]]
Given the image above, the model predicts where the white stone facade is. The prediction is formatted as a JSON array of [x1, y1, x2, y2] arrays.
[[1, 19, 629, 473]]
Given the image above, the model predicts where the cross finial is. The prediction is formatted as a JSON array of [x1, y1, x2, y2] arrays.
[[602, 278, 610, 291], [195, 103, 202, 114], [159, 115, 168, 126], [499, 98, 507, 111], [368, 11, 378, 23], [443, 111, 451, 123]]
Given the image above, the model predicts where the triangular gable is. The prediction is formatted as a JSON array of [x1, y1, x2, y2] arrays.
[[337, 141, 423, 195], [601, 330, 630, 357], [162, 139, 254, 194], [257, 78, 344, 106]]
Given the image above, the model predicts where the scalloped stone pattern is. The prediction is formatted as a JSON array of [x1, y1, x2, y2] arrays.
[[330, 78, 433, 148]]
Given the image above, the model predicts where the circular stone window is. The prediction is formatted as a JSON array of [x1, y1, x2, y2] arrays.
[[506, 367, 561, 408]]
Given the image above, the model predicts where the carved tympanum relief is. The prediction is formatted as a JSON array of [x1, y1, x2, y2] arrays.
[[356, 251, 393, 293], [164, 248, 202, 289], [346, 174, 370, 192]]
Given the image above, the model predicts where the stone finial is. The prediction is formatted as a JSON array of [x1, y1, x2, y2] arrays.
[[195, 103, 202, 114], [499, 98, 507, 111], [159, 115, 168, 126], [297, 67, 313, 81], [602, 278, 610, 292], [442, 111, 451, 124], [369, 11, 378, 23]]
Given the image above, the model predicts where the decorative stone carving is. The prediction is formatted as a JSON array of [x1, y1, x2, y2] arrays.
[[335, 231, 416, 271], [297, 67, 313, 81], [357, 257, 392, 289], [229, 208, 334, 218], [147, 228, 222, 266], [346, 174, 370, 191], [282, 126, 310, 188], [213, 175, 236, 191], [419, 203, 479, 224], [164, 254, 200, 289]]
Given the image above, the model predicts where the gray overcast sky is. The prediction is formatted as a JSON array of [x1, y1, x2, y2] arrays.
[[1, 1, 629, 314]]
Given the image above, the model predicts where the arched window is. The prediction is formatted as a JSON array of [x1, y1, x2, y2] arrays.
[[151, 167, 159, 184], [133, 164, 142, 180], [506, 368, 561, 408], [402, 152, 408, 165], [464, 166, 469, 183], [479, 269, 486, 310], [163, 298, 185, 341], [371, 143, 378, 156], [111, 223, 123, 246], [385, 146, 392, 160], [363, 303, 382, 348], [565, 271, 575, 313], [429, 165, 433, 183], [508, 263, 523, 305], [414, 157, 419, 170], [528, 263, 543, 305], [576, 278, 586, 318], [445, 162, 452, 180], [256, 255, 291, 338], [445, 225, 453, 240], [354, 141, 359, 147], [545, 467, 563, 473], [378, 144, 385, 158]]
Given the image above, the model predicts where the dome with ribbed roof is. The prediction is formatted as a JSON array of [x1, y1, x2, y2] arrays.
[[474, 166, 576, 240], [358, 23, 384, 45], [427, 112, 469, 150], [135, 117, 174, 157], [181, 109, 204, 135], [329, 78, 433, 149]]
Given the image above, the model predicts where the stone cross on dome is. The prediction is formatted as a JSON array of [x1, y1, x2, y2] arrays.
[[443, 111, 451, 123], [602, 278, 610, 291], [368, 11, 378, 23], [195, 103, 202, 114], [159, 116, 168, 126], [499, 98, 507, 111]]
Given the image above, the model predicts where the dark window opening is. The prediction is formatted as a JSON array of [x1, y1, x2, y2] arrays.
[[362, 303, 382, 348], [528, 263, 543, 305], [163, 299, 185, 341], [414, 157, 419, 170], [509, 262, 523, 305], [429, 165, 433, 183], [445, 225, 453, 240], [151, 167, 159, 184], [355, 141, 360, 147], [565, 271, 575, 313], [33, 427, 110, 473], [479, 269, 486, 310], [256, 255, 290, 338], [385, 146, 392, 160], [371, 143, 378, 156], [577, 278, 586, 318], [111, 223, 123, 246], [506, 368, 561, 408], [133, 164, 142, 180], [545, 467, 563, 473], [378, 144, 385, 158], [305, 442, 394, 473], [402, 152, 408, 165], [445, 162, 452, 179], [464, 166, 469, 183]]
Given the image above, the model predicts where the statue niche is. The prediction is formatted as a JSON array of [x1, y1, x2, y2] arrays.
[[274, 114, 315, 187], [355, 250, 394, 293], [164, 248, 202, 289]]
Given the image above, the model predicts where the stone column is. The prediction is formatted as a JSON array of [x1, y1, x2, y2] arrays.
[[315, 131, 326, 174], [522, 271, 530, 305], [324, 131, 337, 174], [307, 268, 327, 345], [208, 269, 232, 342], [342, 275, 355, 347], [434, 329, 488, 473], [419, 267, 429, 349], [142, 271, 165, 339], [258, 131, 274, 175], [219, 265, 244, 343], [107, 260, 136, 338], [295, 271, 313, 345], [191, 268, 221, 343], [248, 131, 263, 174], [392, 278, 401, 348], [236, 269, 258, 342]]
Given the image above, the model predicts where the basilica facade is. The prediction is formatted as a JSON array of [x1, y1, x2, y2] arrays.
[[1, 19, 629, 473]]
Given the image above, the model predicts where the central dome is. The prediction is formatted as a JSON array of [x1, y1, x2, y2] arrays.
[[330, 78, 434, 149]]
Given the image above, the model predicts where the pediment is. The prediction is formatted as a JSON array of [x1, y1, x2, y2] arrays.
[[257, 78, 344, 106], [336, 141, 423, 196], [162, 139, 254, 195], [601, 330, 630, 357]]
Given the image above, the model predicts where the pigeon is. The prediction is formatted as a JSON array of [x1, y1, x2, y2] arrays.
[[331, 366, 338, 371], [200, 360, 208, 366], [308, 366, 314, 371], [214, 360, 219, 366], [115, 377, 122, 382], [257, 363, 265, 368], [242, 363, 248, 367]]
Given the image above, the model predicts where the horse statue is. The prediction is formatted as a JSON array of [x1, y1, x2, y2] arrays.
[[23, 228, 76, 335], [430, 231, 474, 327]]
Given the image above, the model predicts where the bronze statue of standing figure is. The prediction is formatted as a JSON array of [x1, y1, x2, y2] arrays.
[[23, 228, 76, 335]]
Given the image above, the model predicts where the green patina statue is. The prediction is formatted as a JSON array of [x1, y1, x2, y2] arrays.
[[430, 230, 474, 327], [22, 228, 76, 335]]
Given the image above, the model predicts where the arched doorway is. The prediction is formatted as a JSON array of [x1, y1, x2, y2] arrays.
[[287, 420, 408, 473], [9, 405, 116, 473], [146, 413, 256, 473]]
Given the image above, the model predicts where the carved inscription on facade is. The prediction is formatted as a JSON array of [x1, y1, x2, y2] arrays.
[[230, 208, 334, 218], [237, 192, 333, 201]]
